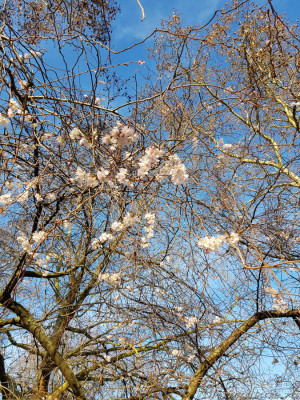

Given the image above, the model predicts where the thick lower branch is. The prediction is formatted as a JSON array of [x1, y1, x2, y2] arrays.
[[0, 353, 10, 400], [182, 310, 300, 400], [3, 300, 86, 399]]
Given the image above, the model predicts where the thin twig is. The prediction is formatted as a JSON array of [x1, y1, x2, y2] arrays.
[[136, 0, 145, 21]]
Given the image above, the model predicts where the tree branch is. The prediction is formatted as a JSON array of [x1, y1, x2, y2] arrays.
[[183, 310, 300, 400]]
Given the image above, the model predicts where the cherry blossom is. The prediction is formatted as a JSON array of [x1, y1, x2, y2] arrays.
[[169, 162, 188, 185], [69, 127, 82, 140], [184, 316, 198, 329], [137, 146, 164, 178], [111, 221, 124, 232], [102, 122, 137, 149], [32, 231, 46, 243], [0, 193, 12, 205], [116, 168, 132, 187], [72, 167, 98, 187], [198, 232, 240, 252], [223, 143, 233, 149], [123, 212, 138, 227], [97, 168, 110, 183], [79, 137, 92, 148], [0, 115, 9, 127], [157, 154, 188, 185], [17, 234, 33, 254], [19, 80, 29, 90], [35, 194, 43, 202], [98, 272, 122, 285], [30, 50, 42, 57]]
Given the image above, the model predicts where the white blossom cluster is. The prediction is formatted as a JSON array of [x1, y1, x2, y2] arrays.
[[263, 286, 278, 295], [16, 230, 46, 255], [172, 349, 182, 357], [32, 230, 46, 243], [141, 213, 156, 248], [7, 98, 20, 118], [291, 101, 300, 107], [69, 127, 82, 140], [69, 128, 94, 149], [158, 154, 188, 185], [35, 193, 43, 202], [72, 167, 98, 188], [91, 232, 114, 249], [68, 123, 188, 188], [123, 212, 138, 227], [98, 272, 122, 286], [198, 232, 240, 252], [264, 286, 289, 312], [187, 354, 196, 363], [184, 316, 198, 329], [0, 178, 45, 209], [111, 212, 138, 233], [116, 168, 132, 187], [97, 168, 110, 183], [19, 80, 30, 90], [15, 50, 42, 62], [137, 151, 188, 186], [9, 112, 189, 258], [92, 212, 155, 251], [17, 234, 33, 254], [91, 213, 138, 250], [3, 97, 34, 122], [0, 193, 12, 205], [79, 137, 92, 148], [25, 50, 42, 58], [0, 114, 9, 127], [138, 146, 164, 178], [34, 253, 51, 270], [102, 122, 137, 150], [69, 127, 93, 148], [111, 221, 124, 232], [223, 143, 233, 150]]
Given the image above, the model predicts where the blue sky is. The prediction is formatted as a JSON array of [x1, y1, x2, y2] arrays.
[[111, 0, 300, 49], [35, 0, 300, 113], [107, 0, 300, 98], [112, 0, 223, 43]]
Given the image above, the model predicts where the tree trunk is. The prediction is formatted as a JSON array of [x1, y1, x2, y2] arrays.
[[0, 353, 10, 400]]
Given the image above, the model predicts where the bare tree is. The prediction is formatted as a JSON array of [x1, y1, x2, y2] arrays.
[[0, 1, 299, 400]]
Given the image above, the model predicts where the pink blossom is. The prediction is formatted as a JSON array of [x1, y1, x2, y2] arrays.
[[116, 168, 132, 187], [102, 122, 137, 149], [138, 146, 164, 178], [97, 168, 109, 183]]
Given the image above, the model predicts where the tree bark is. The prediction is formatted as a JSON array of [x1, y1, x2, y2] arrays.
[[5, 299, 86, 400], [0, 353, 10, 400], [182, 310, 300, 400]]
